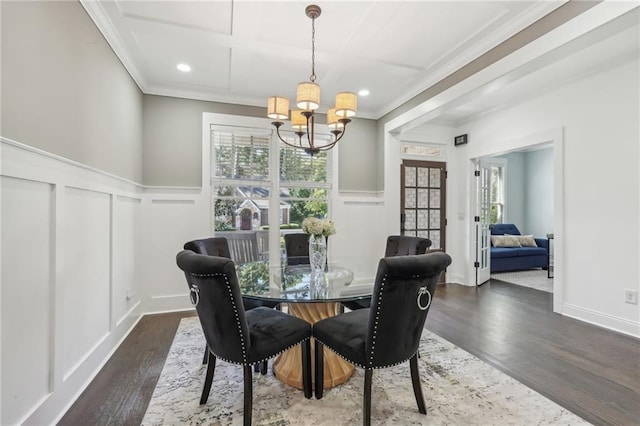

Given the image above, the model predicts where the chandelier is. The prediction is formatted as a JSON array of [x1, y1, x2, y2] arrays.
[[267, 4, 357, 156]]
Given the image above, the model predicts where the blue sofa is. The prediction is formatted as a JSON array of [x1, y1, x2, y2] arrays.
[[490, 224, 549, 273]]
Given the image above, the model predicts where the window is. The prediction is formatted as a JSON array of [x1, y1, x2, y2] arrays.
[[279, 132, 331, 227], [210, 125, 332, 260], [211, 127, 272, 232], [480, 160, 506, 225]]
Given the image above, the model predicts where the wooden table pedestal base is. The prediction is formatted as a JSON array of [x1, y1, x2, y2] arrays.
[[272, 302, 354, 389]]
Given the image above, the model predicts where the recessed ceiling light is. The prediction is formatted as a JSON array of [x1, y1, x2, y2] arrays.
[[358, 89, 370, 96], [177, 63, 191, 72]]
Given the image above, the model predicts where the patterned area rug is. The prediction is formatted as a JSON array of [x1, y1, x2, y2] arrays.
[[142, 317, 586, 425], [491, 269, 554, 292]]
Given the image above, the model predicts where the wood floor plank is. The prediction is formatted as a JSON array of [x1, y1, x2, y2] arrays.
[[57, 281, 639, 426]]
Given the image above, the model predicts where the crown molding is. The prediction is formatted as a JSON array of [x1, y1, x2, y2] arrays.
[[80, 0, 147, 92]]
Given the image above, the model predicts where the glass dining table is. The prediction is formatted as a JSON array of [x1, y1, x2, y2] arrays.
[[237, 261, 371, 390]]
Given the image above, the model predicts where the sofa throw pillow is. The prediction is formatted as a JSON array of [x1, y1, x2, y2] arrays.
[[516, 235, 538, 247], [491, 235, 521, 247]]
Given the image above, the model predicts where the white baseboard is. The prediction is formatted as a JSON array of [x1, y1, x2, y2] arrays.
[[562, 303, 640, 338]]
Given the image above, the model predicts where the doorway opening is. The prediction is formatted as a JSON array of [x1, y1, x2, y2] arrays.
[[473, 142, 556, 295]]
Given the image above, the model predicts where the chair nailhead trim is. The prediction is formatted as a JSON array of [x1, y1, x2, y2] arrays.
[[314, 338, 414, 370], [369, 275, 387, 367], [208, 337, 311, 366]]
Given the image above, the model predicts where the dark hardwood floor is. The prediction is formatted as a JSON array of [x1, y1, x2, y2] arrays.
[[58, 281, 640, 426]]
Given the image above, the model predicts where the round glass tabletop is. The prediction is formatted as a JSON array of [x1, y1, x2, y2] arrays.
[[237, 262, 371, 303]]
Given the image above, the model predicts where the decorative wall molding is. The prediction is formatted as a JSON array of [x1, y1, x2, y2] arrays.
[[1, 137, 141, 188], [338, 190, 385, 205], [142, 186, 202, 193], [1, 138, 144, 425], [150, 199, 196, 205]]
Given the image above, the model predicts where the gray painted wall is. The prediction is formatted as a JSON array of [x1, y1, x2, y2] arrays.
[[336, 116, 378, 192], [142, 94, 378, 189], [142, 95, 265, 187], [524, 148, 553, 236], [498, 152, 526, 228], [1, 1, 144, 182], [495, 147, 553, 236]]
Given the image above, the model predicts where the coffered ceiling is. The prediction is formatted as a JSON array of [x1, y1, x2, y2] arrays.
[[81, 1, 566, 119]]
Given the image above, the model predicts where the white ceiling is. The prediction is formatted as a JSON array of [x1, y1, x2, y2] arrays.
[[81, 0, 566, 119], [421, 8, 640, 127]]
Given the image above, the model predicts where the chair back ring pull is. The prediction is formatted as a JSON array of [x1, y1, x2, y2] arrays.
[[417, 286, 431, 311], [190, 284, 200, 307]]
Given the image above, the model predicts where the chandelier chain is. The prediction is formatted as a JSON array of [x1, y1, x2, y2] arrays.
[[310, 16, 316, 83]]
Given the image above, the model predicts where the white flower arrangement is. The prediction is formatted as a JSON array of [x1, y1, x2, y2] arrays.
[[301, 217, 336, 237]]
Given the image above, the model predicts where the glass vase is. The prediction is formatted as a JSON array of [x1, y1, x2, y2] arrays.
[[308, 234, 327, 272]]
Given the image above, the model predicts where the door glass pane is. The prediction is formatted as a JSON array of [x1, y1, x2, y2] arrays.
[[417, 168, 429, 187], [418, 189, 429, 208], [429, 189, 440, 208], [417, 210, 428, 229], [429, 169, 440, 187], [405, 167, 416, 186], [405, 188, 416, 208], [429, 209, 440, 229], [429, 230, 441, 249], [417, 230, 429, 239], [404, 210, 416, 230]]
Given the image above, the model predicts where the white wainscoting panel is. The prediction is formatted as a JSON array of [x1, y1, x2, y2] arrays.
[[1, 138, 143, 425], [62, 187, 111, 380], [140, 193, 208, 313], [1, 177, 54, 426], [330, 192, 387, 287]]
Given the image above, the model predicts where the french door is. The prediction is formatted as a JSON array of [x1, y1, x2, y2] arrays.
[[474, 160, 492, 285], [400, 160, 446, 250]]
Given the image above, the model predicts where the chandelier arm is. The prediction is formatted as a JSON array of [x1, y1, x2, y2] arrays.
[[312, 133, 341, 153], [301, 111, 315, 151], [316, 119, 352, 151], [272, 122, 304, 150], [329, 119, 351, 146], [318, 141, 339, 152]]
